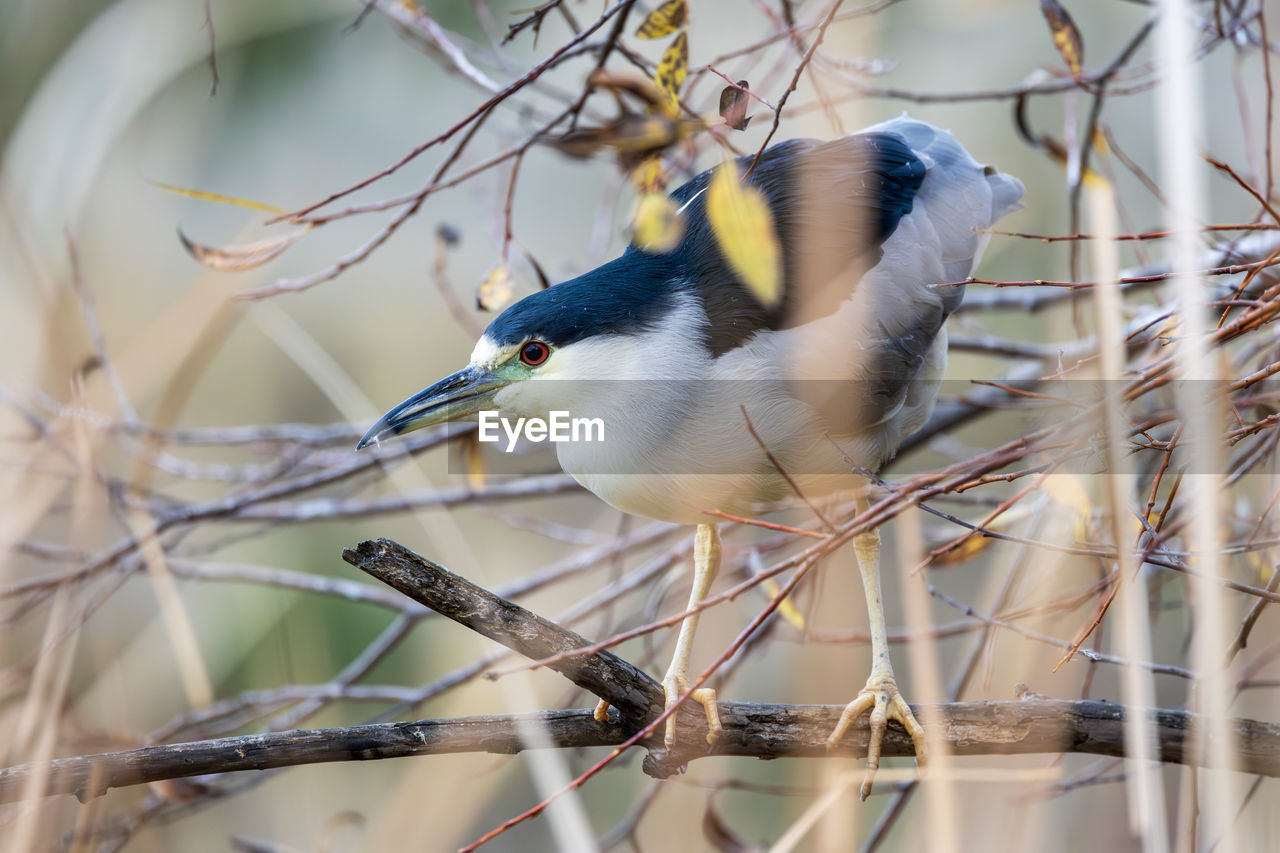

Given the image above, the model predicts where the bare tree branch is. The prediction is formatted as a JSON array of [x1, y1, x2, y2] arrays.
[[1, 703, 1275, 805], [3, 536, 1278, 806]]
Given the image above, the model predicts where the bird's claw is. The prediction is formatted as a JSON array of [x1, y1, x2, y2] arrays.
[[825, 674, 927, 800], [593, 699, 612, 723], [662, 675, 722, 750]]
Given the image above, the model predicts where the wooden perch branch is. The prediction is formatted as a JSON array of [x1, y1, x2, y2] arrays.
[[343, 538, 666, 725], [0, 711, 633, 805], [3, 538, 1279, 805]]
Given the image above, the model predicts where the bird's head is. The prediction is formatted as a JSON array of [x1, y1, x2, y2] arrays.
[[357, 252, 695, 450]]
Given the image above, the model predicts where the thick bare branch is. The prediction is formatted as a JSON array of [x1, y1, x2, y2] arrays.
[[4, 538, 1279, 805], [3, 699, 1277, 805], [342, 538, 664, 723]]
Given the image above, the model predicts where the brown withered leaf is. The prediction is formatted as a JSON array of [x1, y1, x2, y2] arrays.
[[654, 30, 688, 111], [586, 68, 668, 111], [602, 114, 684, 153], [718, 81, 752, 131], [476, 264, 514, 311], [706, 159, 781, 307], [635, 0, 687, 39], [1040, 0, 1084, 80], [545, 128, 610, 159], [631, 192, 683, 253], [546, 113, 699, 169], [178, 226, 310, 272]]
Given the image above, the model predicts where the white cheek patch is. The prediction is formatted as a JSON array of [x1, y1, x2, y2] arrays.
[[470, 335, 515, 369]]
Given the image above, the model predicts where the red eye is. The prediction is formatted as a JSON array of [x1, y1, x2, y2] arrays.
[[520, 341, 550, 366]]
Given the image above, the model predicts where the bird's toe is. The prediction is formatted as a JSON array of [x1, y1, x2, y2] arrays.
[[826, 676, 926, 800], [660, 676, 722, 750]]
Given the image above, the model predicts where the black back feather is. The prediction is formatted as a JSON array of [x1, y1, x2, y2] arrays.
[[485, 133, 925, 356]]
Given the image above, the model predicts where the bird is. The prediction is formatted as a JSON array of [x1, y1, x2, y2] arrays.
[[358, 115, 1024, 798]]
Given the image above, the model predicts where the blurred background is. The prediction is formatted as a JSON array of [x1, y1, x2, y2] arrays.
[[2, 0, 1278, 850]]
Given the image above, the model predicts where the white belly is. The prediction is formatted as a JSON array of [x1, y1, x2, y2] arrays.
[[552, 322, 949, 525]]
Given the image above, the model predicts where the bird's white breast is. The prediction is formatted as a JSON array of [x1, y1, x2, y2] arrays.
[[547, 269, 952, 525]]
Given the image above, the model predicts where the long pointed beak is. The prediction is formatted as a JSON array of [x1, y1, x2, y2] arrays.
[[357, 365, 507, 449]]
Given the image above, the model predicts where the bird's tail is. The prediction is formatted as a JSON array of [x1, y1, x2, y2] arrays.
[[862, 115, 1025, 309]]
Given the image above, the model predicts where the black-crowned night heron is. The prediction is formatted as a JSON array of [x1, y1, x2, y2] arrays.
[[359, 115, 1024, 797]]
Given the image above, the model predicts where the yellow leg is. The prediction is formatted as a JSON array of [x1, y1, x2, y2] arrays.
[[592, 524, 724, 749], [659, 523, 724, 749], [825, 499, 927, 799]]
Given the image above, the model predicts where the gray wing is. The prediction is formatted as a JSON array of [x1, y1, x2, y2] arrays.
[[837, 116, 1025, 437]]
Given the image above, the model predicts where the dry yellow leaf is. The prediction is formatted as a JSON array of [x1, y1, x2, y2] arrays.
[[463, 432, 486, 490], [653, 30, 688, 111], [1080, 169, 1109, 190], [1091, 125, 1109, 157], [1042, 472, 1093, 539], [153, 181, 284, 214], [706, 159, 781, 307], [1247, 550, 1274, 584], [928, 498, 1043, 566], [636, 0, 687, 39], [930, 533, 996, 567], [178, 226, 310, 272], [630, 156, 667, 193], [632, 192, 683, 253], [1040, 0, 1084, 80], [1042, 473, 1091, 517], [476, 265, 515, 312], [1081, 127, 1111, 190], [762, 578, 806, 632], [1036, 131, 1108, 189]]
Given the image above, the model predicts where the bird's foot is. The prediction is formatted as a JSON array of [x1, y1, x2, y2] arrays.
[[594, 684, 722, 753], [662, 674, 722, 750], [825, 672, 927, 800]]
